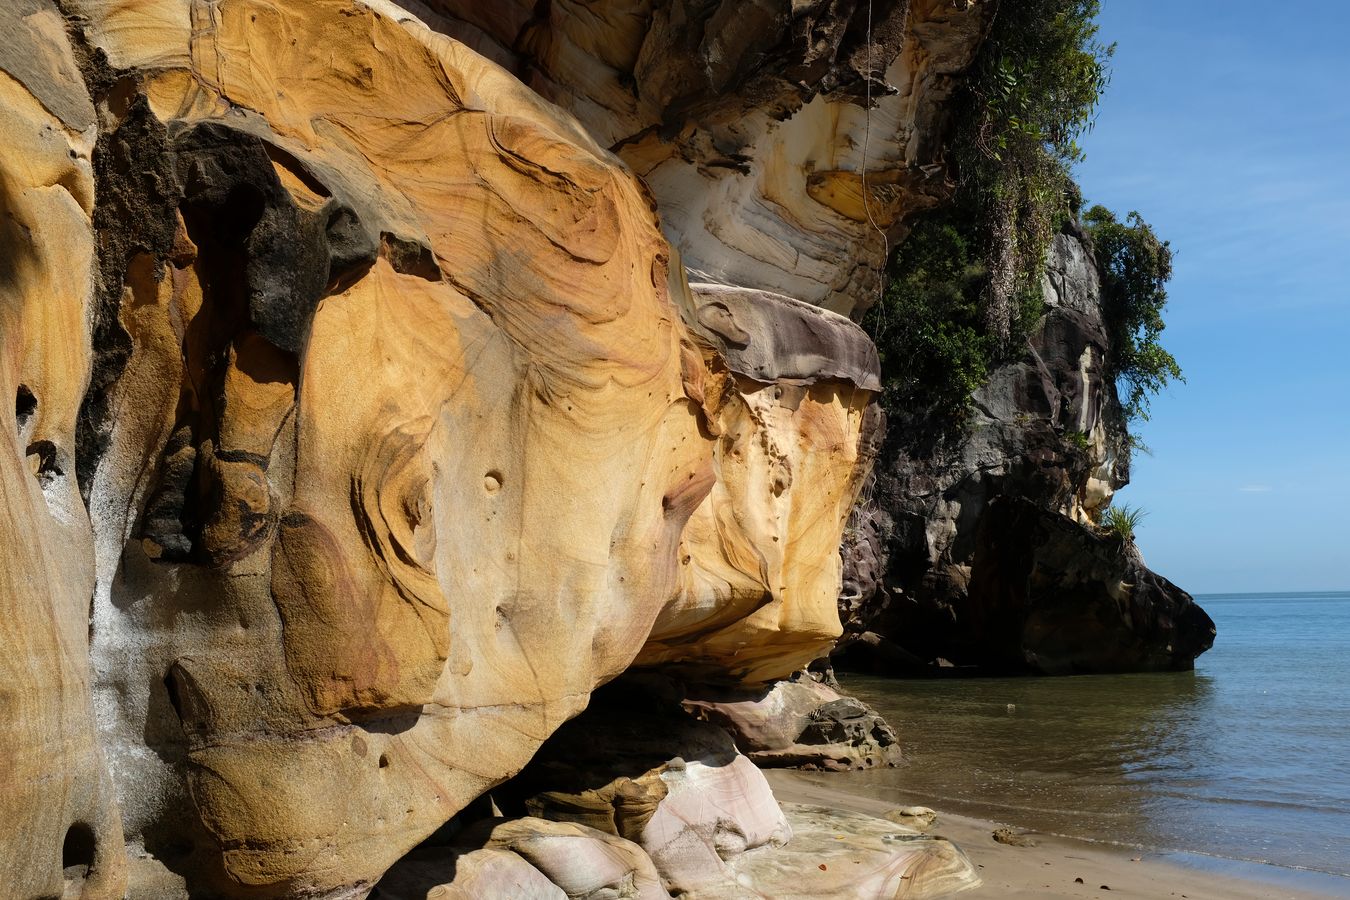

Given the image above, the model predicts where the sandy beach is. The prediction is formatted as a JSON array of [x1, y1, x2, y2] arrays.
[[766, 770, 1349, 900]]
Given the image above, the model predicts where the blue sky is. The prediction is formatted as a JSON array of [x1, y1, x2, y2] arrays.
[[1074, 1, 1350, 593]]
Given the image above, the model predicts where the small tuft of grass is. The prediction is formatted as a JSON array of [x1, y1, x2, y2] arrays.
[[1100, 503, 1145, 542]]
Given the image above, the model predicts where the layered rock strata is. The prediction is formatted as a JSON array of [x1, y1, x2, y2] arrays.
[[682, 672, 903, 771], [0, 5, 126, 897], [454, 680, 975, 898], [0, 0, 1193, 895], [642, 284, 881, 683]]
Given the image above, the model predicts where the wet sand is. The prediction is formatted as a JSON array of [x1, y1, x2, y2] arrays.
[[766, 770, 1350, 900]]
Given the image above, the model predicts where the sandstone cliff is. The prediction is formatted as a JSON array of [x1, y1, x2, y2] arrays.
[[0, 1, 989, 896], [0, 0, 1206, 897]]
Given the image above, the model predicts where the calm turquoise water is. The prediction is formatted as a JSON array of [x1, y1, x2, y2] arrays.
[[838, 592, 1350, 883]]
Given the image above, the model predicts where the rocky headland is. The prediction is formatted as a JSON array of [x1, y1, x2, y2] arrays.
[[837, 224, 1216, 675], [0, 1, 1209, 897]]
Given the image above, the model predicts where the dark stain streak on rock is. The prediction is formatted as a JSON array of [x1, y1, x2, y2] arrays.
[[79, 92, 182, 499], [173, 122, 377, 355]]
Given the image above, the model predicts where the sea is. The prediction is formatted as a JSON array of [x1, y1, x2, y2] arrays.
[[838, 591, 1350, 893]]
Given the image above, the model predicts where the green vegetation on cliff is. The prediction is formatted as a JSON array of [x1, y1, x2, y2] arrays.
[[862, 213, 991, 433], [1101, 503, 1146, 542], [863, 0, 1178, 447], [953, 0, 1112, 348], [1083, 205, 1184, 424]]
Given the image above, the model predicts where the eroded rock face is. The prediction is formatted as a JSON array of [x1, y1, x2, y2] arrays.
[[639, 284, 881, 683], [60, 1, 722, 893], [476, 680, 975, 898], [0, 6, 126, 897], [493, 683, 792, 893], [0, 0, 905, 894], [682, 673, 903, 771], [374, 817, 671, 900], [387, 0, 995, 316]]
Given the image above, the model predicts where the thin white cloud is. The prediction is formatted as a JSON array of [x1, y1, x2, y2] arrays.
[[1239, 485, 1273, 493]]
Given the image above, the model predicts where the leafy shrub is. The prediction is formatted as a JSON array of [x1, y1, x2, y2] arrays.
[[1063, 429, 1091, 451], [964, 0, 1114, 167], [952, 0, 1115, 349], [1083, 205, 1183, 424], [861, 215, 992, 433]]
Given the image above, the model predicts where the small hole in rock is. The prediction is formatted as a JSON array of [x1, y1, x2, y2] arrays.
[[163, 670, 185, 721], [16, 385, 36, 430], [483, 471, 503, 493], [378, 754, 390, 769], [62, 822, 96, 880]]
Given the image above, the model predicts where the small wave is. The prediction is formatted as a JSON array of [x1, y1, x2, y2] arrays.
[[1023, 829, 1350, 881], [1147, 790, 1350, 817], [900, 792, 1135, 819]]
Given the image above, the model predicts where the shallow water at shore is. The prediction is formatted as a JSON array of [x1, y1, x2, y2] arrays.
[[838, 591, 1350, 883]]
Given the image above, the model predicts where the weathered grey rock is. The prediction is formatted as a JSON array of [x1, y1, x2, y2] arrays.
[[884, 806, 938, 831], [492, 681, 793, 894], [373, 817, 670, 900], [725, 803, 980, 900], [685, 284, 882, 391], [485, 680, 975, 898], [682, 672, 902, 771], [992, 826, 1039, 848]]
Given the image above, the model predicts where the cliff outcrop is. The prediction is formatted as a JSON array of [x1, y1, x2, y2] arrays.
[[836, 224, 1215, 675], [389, 0, 994, 316]]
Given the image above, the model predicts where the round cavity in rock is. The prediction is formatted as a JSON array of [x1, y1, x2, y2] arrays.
[[62, 822, 96, 881], [378, 754, 390, 769], [15, 385, 36, 430], [484, 471, 503, 493]]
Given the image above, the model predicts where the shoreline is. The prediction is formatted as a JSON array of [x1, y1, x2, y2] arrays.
[[766, 769, 1350, 899]]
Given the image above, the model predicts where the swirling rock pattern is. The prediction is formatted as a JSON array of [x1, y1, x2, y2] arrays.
[[0, 0, 978, 896], [64, 0, 718, 893], [387, 0, 994, 316]]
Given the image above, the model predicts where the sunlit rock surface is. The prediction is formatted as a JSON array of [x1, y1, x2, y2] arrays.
[[374, 817, 671, 900], [386, 0, 994, 316], [0, 6, 126, 897], [640, 284, 881, 683], [64, 0, 717, 893], [0, 0, 995, 895]]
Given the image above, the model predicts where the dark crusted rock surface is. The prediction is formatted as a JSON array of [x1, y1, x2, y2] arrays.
[[960, 497, 1215, 674]]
